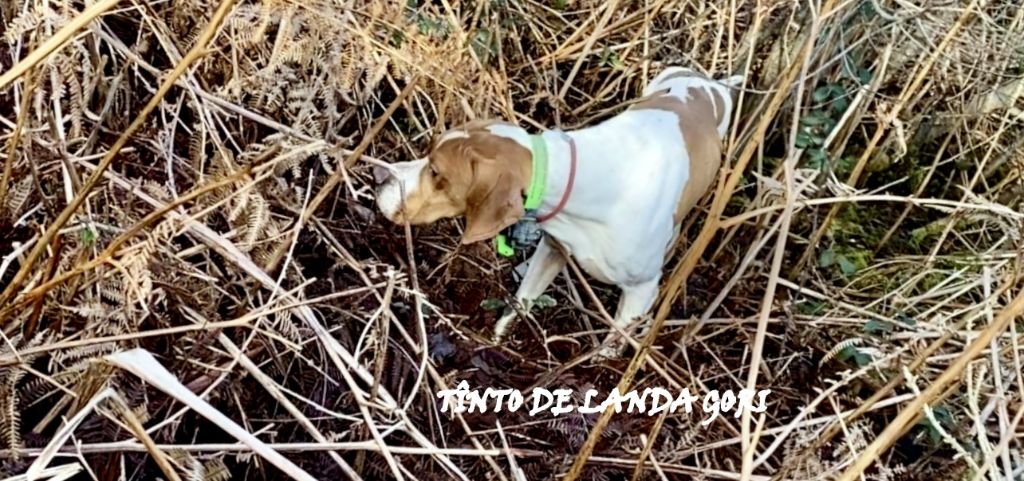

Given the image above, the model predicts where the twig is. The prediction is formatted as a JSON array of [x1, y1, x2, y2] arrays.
[[741, 0, 824, 476], [555, 0, 623, 103], [0, 0, 238, 310], [789, 1, 976, 277], [262, 76, 421, 274], [0, 0, 122, 90], [0, 68, 38, 210], [835, 285, 1024, 481]]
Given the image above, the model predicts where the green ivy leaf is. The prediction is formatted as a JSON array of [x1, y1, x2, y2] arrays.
[[917, 405, 954, 445], [818, 248, 836, 268], [796, 131, 814, 149], [864, 319, 894, 334], [837, 254, 858, 276], [797, 301, 826, 315], [813, 86, 833, 103], [480, 298, 506, 311], [808, 148, 828, 168], [800, 112, 828, 126], [857, 68, 873, 85], [533, 294, 557, 310], [836, 345, 857, 361], [823, 116, 838, 131], [895, 312, 917, 327], [837, 346, 871, 366], [833, 96, 849, 113]]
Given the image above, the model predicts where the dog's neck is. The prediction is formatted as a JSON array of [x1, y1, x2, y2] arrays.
[[530, 130, 576, 218], [485, 122, 610, 224]]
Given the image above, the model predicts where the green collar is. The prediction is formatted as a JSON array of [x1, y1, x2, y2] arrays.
[[524, 134, 548, 210], [495, 134, 548, 257]]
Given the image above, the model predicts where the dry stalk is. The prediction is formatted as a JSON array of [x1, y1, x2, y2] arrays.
[[837, 285, 1024, 480], [789, 0, 981, 277], [0, 0, 238, 309]]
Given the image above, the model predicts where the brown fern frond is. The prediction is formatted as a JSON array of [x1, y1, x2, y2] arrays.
[[0, 366, 26, 449], [142, 180, 172, 202], [241, 193, 270, 249], [50, 343, 117, 372], [56, 53, 84, 138], [203, 457, 231, 481], [2, 176, 31, 221]]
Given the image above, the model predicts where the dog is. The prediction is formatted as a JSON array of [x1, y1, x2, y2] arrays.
[[373, 66, 743, 357]]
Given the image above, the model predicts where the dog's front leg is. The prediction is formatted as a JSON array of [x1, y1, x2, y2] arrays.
[[597, 278, 660, 358], [493, 236, 567, 342]]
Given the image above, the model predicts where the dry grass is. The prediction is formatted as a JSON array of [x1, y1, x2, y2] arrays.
[[1, 0, 1023, 480]]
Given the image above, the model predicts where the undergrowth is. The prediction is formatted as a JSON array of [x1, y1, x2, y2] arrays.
[[0, 0, 1022, 480]]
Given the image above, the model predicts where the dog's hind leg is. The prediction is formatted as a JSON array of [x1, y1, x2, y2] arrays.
[[597, 277, 660, 358], [493, 236, 567, 342]]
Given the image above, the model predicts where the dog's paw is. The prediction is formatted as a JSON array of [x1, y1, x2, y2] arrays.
[[593, 337, 628, 361]]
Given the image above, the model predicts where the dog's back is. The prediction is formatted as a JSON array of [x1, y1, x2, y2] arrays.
[[626, 66, 742, 226], [641, 66, 742, 139]]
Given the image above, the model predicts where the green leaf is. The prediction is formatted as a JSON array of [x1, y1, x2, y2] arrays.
[[836, 156, 856, 177], [797, 301, 826, 315], [837, 254, 858, 276], [390, 30, 405, 47], [895, 312, 917, 327], [833, 95, 849, 113], [551, 0, 566, 9], [917, 405, 954, 444], [857, 68, 873, 85], [823, 116, 838, 131], [533, 294, 557, 310], [818, 248, 836, 268], [471, 29, 497, 62], [813, 86, 832, 103], [608, 53, 625, 70], [837, 346, 871, 366], [800, 112, 828, 126], [864, 319, 894, 334], [859, 0, 877, 19], [480, 298, 506, 311], [80, 227, 97, 246], [599, 47, 624, 70], [836, 345, 858, 361], [808, 148, 828, 169], [796, 131, 814, 149]]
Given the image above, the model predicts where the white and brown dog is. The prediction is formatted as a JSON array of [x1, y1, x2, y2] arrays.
[[373, 67, 742, 357]]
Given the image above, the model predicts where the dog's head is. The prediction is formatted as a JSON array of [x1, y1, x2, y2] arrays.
[[373, 121, 532, 245]]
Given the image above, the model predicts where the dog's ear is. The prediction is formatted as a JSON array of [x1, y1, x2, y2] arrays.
[[459, 135, 530, 244]]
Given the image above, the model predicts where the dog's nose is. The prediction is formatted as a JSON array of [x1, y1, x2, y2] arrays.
[[372, 165, 392, 185]]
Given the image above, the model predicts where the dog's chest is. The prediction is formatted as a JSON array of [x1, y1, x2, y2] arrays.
[[542, 213, 671, 286]]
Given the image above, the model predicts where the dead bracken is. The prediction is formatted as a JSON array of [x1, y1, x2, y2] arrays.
[[1, 0, 1023, 480]]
